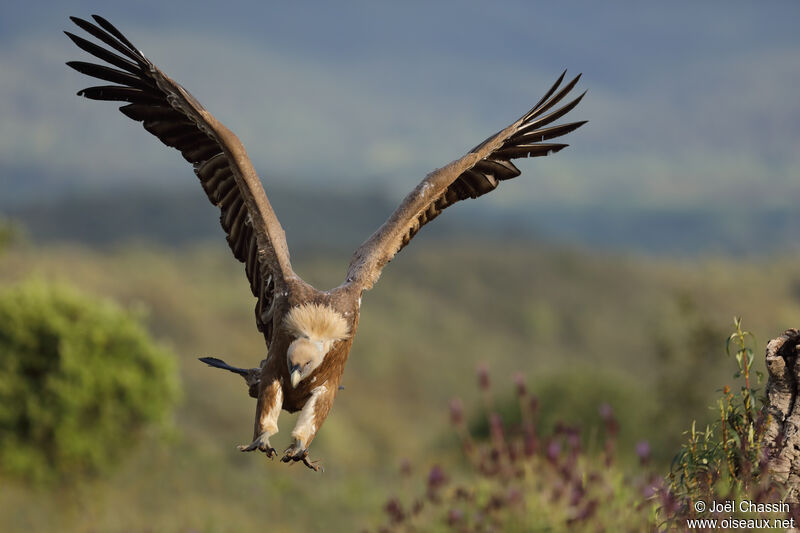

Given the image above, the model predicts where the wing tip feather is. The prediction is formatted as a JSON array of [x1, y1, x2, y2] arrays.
[[91, 14, 137, 50]]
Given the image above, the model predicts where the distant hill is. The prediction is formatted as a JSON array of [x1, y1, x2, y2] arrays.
[[3, 182, 800, 256], [0, 179, 541, 254], [1, 183, 395, 253]]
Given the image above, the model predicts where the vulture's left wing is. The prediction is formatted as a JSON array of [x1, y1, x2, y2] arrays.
[[65, 15, 295, 345], [344, 71, 586, 290]]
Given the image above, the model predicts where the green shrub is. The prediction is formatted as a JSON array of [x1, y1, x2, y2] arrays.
[[663, 317, 782, 527], [0, 219, 20, 255], [0, 279, 180, 483]]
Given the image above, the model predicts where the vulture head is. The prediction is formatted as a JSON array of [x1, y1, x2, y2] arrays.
[[283, 303, 350, 388]]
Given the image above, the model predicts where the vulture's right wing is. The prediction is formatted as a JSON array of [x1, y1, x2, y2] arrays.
[[344, 71, 586, 291], [66, 15, 294, 344]]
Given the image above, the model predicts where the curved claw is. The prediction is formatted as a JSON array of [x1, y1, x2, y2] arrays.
[[281, 442, 323, 472], [281, 452, 323, 472], [238, 432, 277, 458], [301, 457, 323, 472], [281, 448, 307, 463], [282, 440, 305, 459]]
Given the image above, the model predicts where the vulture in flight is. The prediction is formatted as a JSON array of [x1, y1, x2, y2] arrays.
[[66, 15, 586, 471]]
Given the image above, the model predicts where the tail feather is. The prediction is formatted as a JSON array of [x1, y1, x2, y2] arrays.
[[198, 356, 249, 377]]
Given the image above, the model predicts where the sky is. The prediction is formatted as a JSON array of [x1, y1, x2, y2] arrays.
[[1, 1, 799, 212]]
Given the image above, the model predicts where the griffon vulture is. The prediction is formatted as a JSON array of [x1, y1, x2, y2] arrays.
[[66, 15, 586, 471]]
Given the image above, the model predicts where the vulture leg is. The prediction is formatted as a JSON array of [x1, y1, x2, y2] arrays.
[[281, 384, 333, 470], [238, 379, 282, 458]]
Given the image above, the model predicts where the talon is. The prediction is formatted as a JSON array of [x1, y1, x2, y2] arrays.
[[280, 440, 321, 471], [281, 448, 307, 463], [238, 431, 275, 457], [281, 451, 322, 472], [282, 441, 307, 461], [302, 457, 323, 472]]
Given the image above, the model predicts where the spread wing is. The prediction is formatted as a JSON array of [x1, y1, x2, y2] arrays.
[[66, 15, 293, 344], [344, 71, 586, 290]]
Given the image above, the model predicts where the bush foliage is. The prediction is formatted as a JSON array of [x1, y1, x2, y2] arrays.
[[0, 279, 179, 483], [374, 367, 659, 532], [662, 317, 787, 527], [374, 319, 792, 532]]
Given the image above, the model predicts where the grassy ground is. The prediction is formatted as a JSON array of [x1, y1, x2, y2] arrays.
[[1, 239, 799, 531]]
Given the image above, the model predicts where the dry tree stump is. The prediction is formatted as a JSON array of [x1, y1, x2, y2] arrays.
[[764, 328, 800, 501]]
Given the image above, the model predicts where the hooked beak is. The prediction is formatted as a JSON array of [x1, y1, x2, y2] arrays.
[[290, 365, 302, 388]]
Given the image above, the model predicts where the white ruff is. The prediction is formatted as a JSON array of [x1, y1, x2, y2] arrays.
[[284, 303, 349, 342]]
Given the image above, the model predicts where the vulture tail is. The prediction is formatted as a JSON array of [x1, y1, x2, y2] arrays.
[[198, 357, 249, 377]]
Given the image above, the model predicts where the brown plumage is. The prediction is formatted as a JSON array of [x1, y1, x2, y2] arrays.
[[66, 15, 587, 471]]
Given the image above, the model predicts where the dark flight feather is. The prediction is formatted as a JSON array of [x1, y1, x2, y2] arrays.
[[346, 72, 587, 288], [66, 16, 295, 344]]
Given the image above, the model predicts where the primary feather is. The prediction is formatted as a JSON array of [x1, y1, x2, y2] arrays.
[[66, 15, 294, 346], [344, 71, 586, 289]]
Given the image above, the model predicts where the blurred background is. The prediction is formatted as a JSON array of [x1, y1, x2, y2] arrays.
[[1, 1, 799, 531]]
